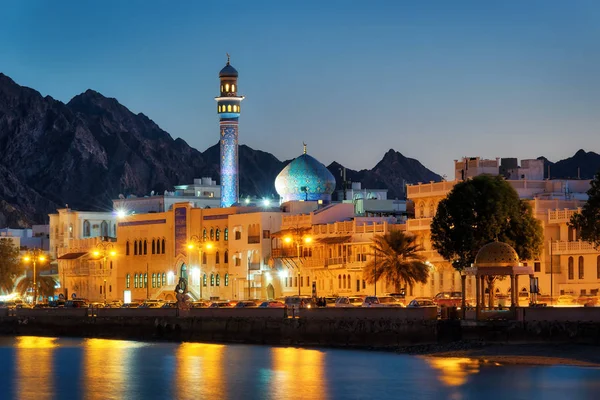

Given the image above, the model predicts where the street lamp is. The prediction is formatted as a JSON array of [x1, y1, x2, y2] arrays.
[[188, 235, 214, 300], [283, 231, 312, 296], [92, 240, 116, 302], [22, 248, 47, 305]]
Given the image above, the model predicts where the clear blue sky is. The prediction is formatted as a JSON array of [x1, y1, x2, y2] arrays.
[[2, 0, 599, 178]]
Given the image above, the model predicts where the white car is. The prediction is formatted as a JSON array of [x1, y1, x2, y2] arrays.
[[361, 296, 405, 308], [335, 296, 364, 307]]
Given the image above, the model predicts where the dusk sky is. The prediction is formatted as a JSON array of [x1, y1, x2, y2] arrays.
[[2, 0, 599, 178]]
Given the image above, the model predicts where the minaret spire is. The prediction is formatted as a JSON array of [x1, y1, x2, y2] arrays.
[[303, 142, 307, 154], [226, 52, 230, 64]]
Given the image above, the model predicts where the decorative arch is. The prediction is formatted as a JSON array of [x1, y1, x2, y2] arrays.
[[83, 220, 91, 237], [568, 257, 574, 280]]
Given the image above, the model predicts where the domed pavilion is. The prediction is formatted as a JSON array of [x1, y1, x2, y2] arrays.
[[275, 144, 336, 204], [461, 241, 533, 320]]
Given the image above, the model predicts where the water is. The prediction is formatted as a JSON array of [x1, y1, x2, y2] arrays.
[[0, 337, 599, 400]]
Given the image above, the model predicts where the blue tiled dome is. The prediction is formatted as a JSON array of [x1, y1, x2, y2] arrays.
[[275, 153, 336, 203], [219, 62, 238, 78]]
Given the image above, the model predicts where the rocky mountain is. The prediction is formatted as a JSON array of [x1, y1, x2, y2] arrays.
[[0, 73, 441, 227], [538, 150, 600, 180]]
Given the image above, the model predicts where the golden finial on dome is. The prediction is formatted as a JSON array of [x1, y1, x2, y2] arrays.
[[303, 142, 307, 154], [226, 52, 230, 64]]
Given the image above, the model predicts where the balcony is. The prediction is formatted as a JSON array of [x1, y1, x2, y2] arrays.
[[407, 218, 432, 231], [551, 240, 599, 255], [406, 181, 457, 199], [247, 235, 261, 244], [548, 208, 581, 224]]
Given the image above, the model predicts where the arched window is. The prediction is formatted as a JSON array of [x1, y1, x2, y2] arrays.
[[134, 241, 138, 256], [216, 251, 220, 264], [138, 241, 142, 255], [568, 257, 574, 280], [224, 228, 229, 241], [419, 202, 425, 218], [224, 251, 229, 264], [338, 274, 342, 288], [134, 274, 138, 288], [225, 83, 229, 92], [218, 105, 221, 112], [225, 273, 229, 287], [227, 104, 232, 112], [202, 252, 207, 265], [68, 223, 73, 238], [144, 273, 148, 288], [101, 221, 108, 237], [143, 240, 147, 255], [216, 274, 220, 286], [579, 256, 584, 279], [307, 276, 310, 287], [210, 274, 215, 286], [152, 239, 156, 254], [203, 274, 207, 287], [343, 275, 347, 289], [210, 228, 215, 240], [216, 229, 220, 241], [162, 273, 166, 287], [232, 84, 235, 92], [162, 239, 166, 254], [429, 202, 435, 217], [152, 273, 156, 288], [83, 220, 91, 237], [157, 274, 161, 288], [203, 229, 207, 241], [126, 241, 130, 256], [233, 105, 237, 112], [126, 274, 130, 288]]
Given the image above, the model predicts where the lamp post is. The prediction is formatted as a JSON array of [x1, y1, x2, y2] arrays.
[[22, 248, 47, 305], [92, 240, 116, 302], [283, 229, 312, 297], [188, 235, 213, 300], [374, 248, 377, 297]]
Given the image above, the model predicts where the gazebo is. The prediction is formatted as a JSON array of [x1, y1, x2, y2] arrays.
[[461, 241, 533, 320]]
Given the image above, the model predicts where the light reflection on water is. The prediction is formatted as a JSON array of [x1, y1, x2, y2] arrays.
[[1, 336, 600, 400]]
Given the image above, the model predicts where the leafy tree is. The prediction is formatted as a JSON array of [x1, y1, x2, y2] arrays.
[[0, 238, 22, 294], [570, 170, 600, 247], [363, 230, 430, 292], [431, 175, 544, 303], [15, 275, 57, 302]]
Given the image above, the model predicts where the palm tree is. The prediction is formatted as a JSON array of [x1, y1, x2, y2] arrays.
[[363, 230, 430, 293], [15, 275, 57, 303]]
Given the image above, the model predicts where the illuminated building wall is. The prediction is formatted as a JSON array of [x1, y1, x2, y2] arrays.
[[216, 56, 244, 208]]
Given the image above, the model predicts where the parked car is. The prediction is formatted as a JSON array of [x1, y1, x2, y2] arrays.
[[517, 291, 531, 307], [121, 302, 141, 308], [88, 302, 105, 309], [324, 297, 338, 307], [234, 300, 259, 308], [105, 300, 123, 308], [0, 301, 17, 308], [209, 301, 234, 308], [160, 302, 177, 309], [284, 296, 315, 310], [577, 294, 599, 306], [362, 296, 404, 307], [65, 299, 88, 308], [335, 296, 363, 308], [139, 300, 164, 308], [557, 295, 576, 305], [258, 300, 285, 308], [33, 303, 51, 309], [48, 300, 65, 308], [190, 301, 210, 309], [433, 292, 463, 308], [407, 297, 436, 308]]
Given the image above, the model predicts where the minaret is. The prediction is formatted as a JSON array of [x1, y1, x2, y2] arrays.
[[216, 54, 244, 208]]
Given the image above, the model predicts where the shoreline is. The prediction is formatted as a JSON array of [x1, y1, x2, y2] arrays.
[[403, 342, 600, 367]]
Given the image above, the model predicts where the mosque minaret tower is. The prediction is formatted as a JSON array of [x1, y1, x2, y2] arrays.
[[216, 54, 244, 208]]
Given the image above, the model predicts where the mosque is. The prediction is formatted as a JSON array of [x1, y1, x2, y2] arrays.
[[50, 58, 600, 305]]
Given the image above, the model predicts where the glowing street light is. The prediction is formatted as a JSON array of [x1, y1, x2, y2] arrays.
[[283, 229, 313, 296], [188, 235, 214, 300], [22, 248, 48, 305], [92, 240, 116, 302]]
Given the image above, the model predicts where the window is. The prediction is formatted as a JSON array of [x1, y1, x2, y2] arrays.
[[218, 105, 221, 112], [83, 220, 91, 237], [144, 273, 148, 288], [578, 256, 584, 279], [233, 105, 237, 112], [338, 275, 341, 288], [109, 285, 112, 293], [235, 231, 241, 240], [263, 230, 270, 239], [362, 280, 366, 289], [152, 273, 156, 288], [126, 241, 130, 256], [134, 241, 138, 256], [126, 274, 130, 288], [101, 221, 108, 237], [210, 274, 215, 286], [232, 84, 235, 92], [306, 276, 310, 287], [157, 274, 161, 288], [202, 252, 207, 265], [210, 228, 214, 240], [216, 251, 220, 264], [225, 273, 229, 286], [216, 274, 220, 286], [235, 257, 241, 266], [152, 240, 156, 254], [225, 83, 229, 92], [134, 274, 138, 288], [568, 257, 574, 280], [143, 240, 147, 255], [162, 239, 166, 254], [162, 273, 166, 287], [216, 229, 220, 241], [224, 228, 228, 241], [203, 229, 207, 241], [203, 274, 207, 287], [100, 286, 102, 294], [224, 251, 229, 264], [534, 262, 541, 273], [227, 104, 232, 112], [221, 85, 223, 92]]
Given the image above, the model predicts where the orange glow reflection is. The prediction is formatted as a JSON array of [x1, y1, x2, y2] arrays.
[[16, 336, 58, 400], [423, 357, 481, 387], [83, 339, 147, 400], [271, 347, 328, 400], [175, 343, 226, 398]]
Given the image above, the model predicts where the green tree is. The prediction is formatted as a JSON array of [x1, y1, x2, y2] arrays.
[[430, 175, 544, 303], [0, 238, 22, 294], [363, 230, 430, 292], [15, 275, 57, 302], [570, 170, 600, 247]]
